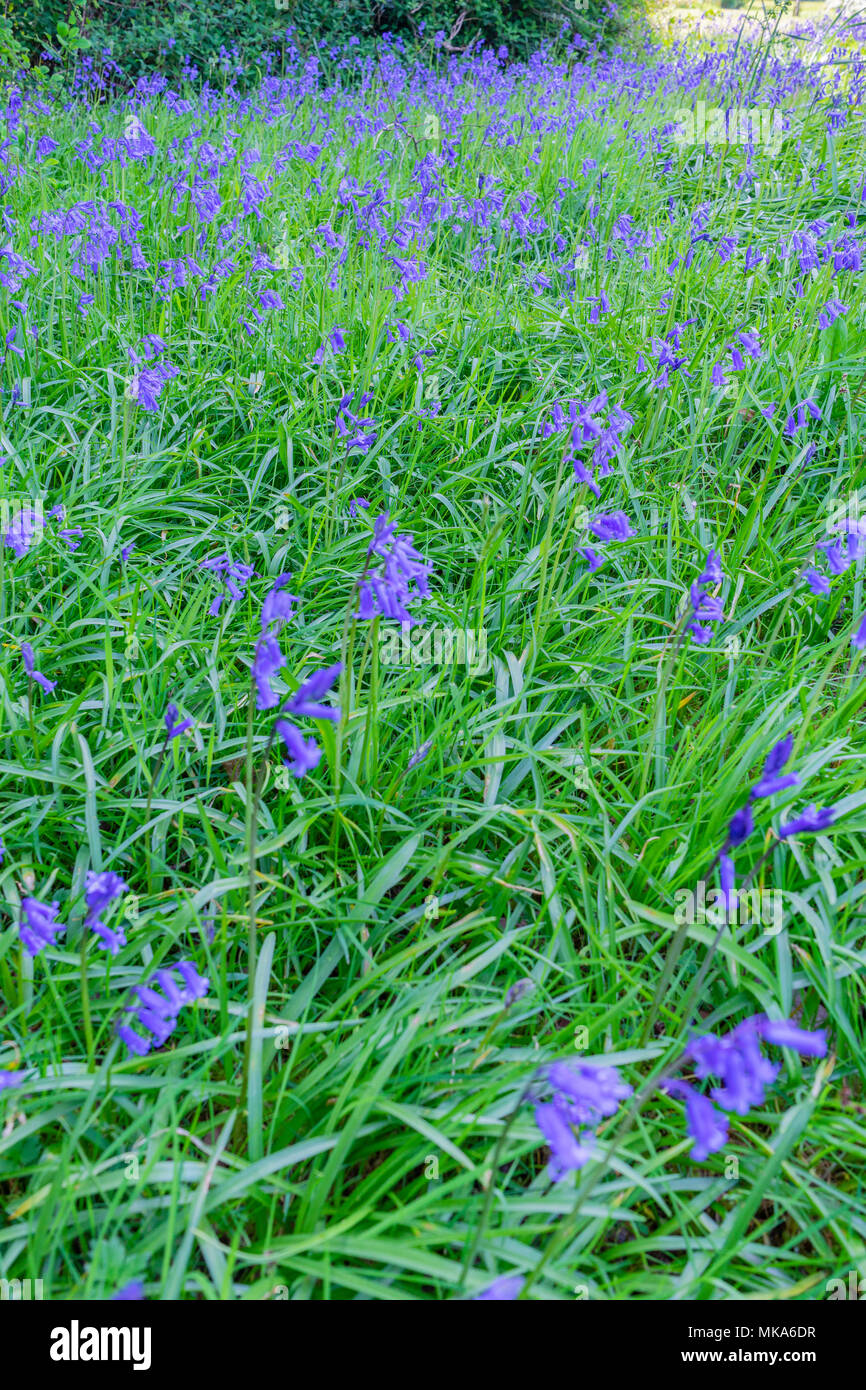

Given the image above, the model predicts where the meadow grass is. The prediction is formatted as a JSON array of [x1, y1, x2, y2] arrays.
[[1, 15, 865, 1300]]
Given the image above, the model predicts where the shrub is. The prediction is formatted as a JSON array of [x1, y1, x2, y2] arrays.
[[6, 0, 643, 81]]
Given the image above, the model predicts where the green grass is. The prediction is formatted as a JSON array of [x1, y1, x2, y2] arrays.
[[1, 19, 866, 1299]]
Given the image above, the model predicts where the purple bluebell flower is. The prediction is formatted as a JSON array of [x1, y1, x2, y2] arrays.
[[698, 550, 722, 585], [686, 582, 725, 645], [5, 507, 46, 557], [85, 870, 129, 955], [548, 1060, 633, 1123], [750, 735, 798, 799], [778, 805, 835, 837], [804, 567, 831, 597], [119, 958, 209, 1057], [719, 854, 736, 915], [690, 1020, 780, 1116], [200, 556, 256, 617], [727, 804, 753, 846], [534, 1101, 596, 1181], [116, 1024, 151, 1057], [817, 297, 847, 330], [349, 497, 370, 518], [851, 614, 866, 650], [474, 1275, 525, 1301], [275, 720, 321, 778], [260, 574, 299, 634], [579, 546, 604, 572], [407, 738, 432, 770], [758, 1017, 827, 1056], [682, 1086, 729, 1161], [58, 527, 83, 551], [282, 664, 342, 721], [252, 634, 286, 711], [20, 897, 64, 957], [0, 1070, 23, 1091], [164, 703, 192, 740], [785, 399, 821, 437], [665, 1080, 729, 1161], [357, 514, 432, 625], [112, 1281, 145, 1301], [21, 643, 57, 693], [588, 511, 634, 543]]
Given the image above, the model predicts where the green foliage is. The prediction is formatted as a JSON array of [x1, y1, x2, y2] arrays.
[[7, 0, 640, 81]]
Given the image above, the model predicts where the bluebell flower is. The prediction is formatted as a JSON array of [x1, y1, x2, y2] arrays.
[[853, 614, 866, 650], [474, 1275, 525, 1300], [283, 663, 342, 721], [665, 1080, 729, 1162], [85, 870, 129, 955], [727, 804, 753, 845], [750, 735, 798, 799], [588, 510, 634, 543], [119, 958, 209, 1057], [275, 720, 321, 778], [357, 513, 432, 625], [20, 897, 64, 956], [200, 556, 256, 617], [21, 642, 57, 693], [112, 1281, 145, 1300], [785, 398, 821, 437], [719, 853, 736, 915], [534, 1101, 596, 1181], [260, 574, 299, 634], [803, 567, 831, 597], [252, 633, 286, 711], [698, 550, 722, 585], [686, 582, 725, 645], [0, 1070, 23, 1091], [686, 1015, 827, 1124], [407, 738, 432, 770], [778, 804, 835, 837], [164, 703, 193, 740]]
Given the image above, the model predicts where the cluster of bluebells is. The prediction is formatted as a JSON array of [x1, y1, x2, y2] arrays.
[[85, 870, 129, 955], [542, 394, 637, 576], [357, 512, 433, 625], [719, 733, 836, 913], [685, 548, 724, 646], [532, 1058, 633, 1182], [251, 573, 342, 778], [802, 518, 864, 603], [127, 335, 178, 413], [543, 389, 634, 496], [21, 642, 57, 694], [20, 895, 64, 956], [200, 554, 257, 618], [5, 503, 74, 560], [117, 959, 209, 1057], [665, 1016, 827, 1161], [18, 861, 131, 961], [335, 390, 378, 454]]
